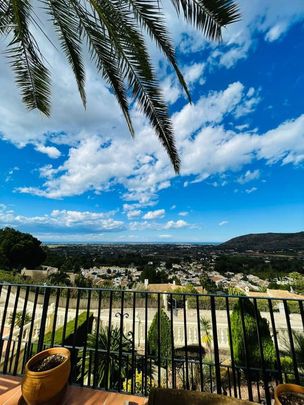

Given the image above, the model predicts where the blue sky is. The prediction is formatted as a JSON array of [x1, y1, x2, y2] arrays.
[[0, 1, 304, 243]]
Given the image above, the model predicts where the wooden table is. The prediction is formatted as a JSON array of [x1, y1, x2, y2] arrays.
[[0, 375, 147, 404]]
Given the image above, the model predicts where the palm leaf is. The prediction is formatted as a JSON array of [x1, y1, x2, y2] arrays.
[[69, 0, 134, 136], [43, 0, 86, 107], [0, 1, 11, 34], [89, 0, 180, 171], [7, 0, 51, 115], [1, 0, 240, 171], [170, 0, 240, 40], [127, 0, 191, 101]]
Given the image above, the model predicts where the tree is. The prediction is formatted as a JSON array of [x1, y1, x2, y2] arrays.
[[230, 299, 275, 373], [60, 258, 81, 273], [75, 274, 92, 288], [79, 325, 132, 389], [9, 311, 32, 328], [48, 271, 71, 286], [200, 316, 212, 353], [0, 1, 239, 171], [0, 227, 46, 270], [200, 273, 217, 293], [140, 267, 168, 284], [148, 309, 172, 368]]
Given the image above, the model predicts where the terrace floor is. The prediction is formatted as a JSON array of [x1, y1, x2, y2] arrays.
[[0, 375, 147, 405]]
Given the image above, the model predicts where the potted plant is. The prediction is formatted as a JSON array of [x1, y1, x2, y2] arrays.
[[22, 347, 71, 405], [274, 383, 304, 405]]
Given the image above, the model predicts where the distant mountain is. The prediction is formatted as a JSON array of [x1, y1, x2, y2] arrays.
[[220, 232, 304, 251]]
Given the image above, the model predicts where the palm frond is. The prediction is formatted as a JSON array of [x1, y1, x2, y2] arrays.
[[7, 0, 51, 115], [1, 0, 240, 171], [0, 1, 11, 34], [89, 0, 180, 172], [44, 0, 86, 107], [127, 0, 191, 101], [69, 0, 134, 136], [170, 0, 240, 40]]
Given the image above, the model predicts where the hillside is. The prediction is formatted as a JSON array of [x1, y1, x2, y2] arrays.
[[220, 232, 304, 251]]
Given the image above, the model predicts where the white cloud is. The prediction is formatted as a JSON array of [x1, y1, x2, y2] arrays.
[[245, 187, 258, 194], [178, 211, 188, 217], [237, 169, 260, 184], [143, 209, 165, 220], [206, 0, 304, 68], [5, 166, 19, 182], [0, 205, 124, 233], [219, 221, 229, 226], [265, 23, 288, 42], [161, 75, 181, 105], [183, 63, 205, 85], [34, 144, 61, 159], [15, 78, 304, 206], [126, 210, 142, 219], [164, 220, 188, 229], [159, 234, 172, 239]]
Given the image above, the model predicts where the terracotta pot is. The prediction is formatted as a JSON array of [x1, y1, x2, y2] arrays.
[[274, 383, 304, 405], [22, 347, 71, 405]]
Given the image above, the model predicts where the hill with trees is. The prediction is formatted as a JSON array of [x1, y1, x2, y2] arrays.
[[0, 227, 46, 270], [220, 232, 304, 251]]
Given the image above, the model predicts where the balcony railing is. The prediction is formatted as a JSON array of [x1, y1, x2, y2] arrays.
[[0, 282, 303, 404]]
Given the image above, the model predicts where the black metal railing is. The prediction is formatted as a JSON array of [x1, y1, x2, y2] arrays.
[[0, 282, 304, 403]]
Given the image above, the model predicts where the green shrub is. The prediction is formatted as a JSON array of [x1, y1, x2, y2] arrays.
[[230, 299, 275, 374], [9, 311, 31, 328], [148, 309, 172, 368], [79, 325, 132, 389], [280, 355, 293, 373], [281, 330, 304, 373]]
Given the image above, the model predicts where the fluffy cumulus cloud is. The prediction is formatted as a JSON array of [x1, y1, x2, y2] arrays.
[[207, 1, 304, 68], [164, 220, 189, 230], [126, 210, 142, 219], [0, 205, 125, 233], [237, 170, 260, 184], [143, 209, 165, 220], [34, 144, 61, 159], [15, 81, 304, 205], [1, 0, 304, 213]]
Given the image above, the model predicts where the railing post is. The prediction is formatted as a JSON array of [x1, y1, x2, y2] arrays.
[[239, 297, 253, 401], [283, 300, 299, 384], [210, 295, 221, 394], [253, 299, 271, 405], [37, 287, 50, 353], [225, 296, 238, 398]]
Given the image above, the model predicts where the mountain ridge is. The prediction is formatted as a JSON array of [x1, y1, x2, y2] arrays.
[[220, 232, 304, 251]]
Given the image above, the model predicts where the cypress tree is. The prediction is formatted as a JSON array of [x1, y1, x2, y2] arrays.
[[148, 309, 172, 368]]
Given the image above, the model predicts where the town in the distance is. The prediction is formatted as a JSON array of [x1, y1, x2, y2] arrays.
[[1, 227, 303, 300]]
